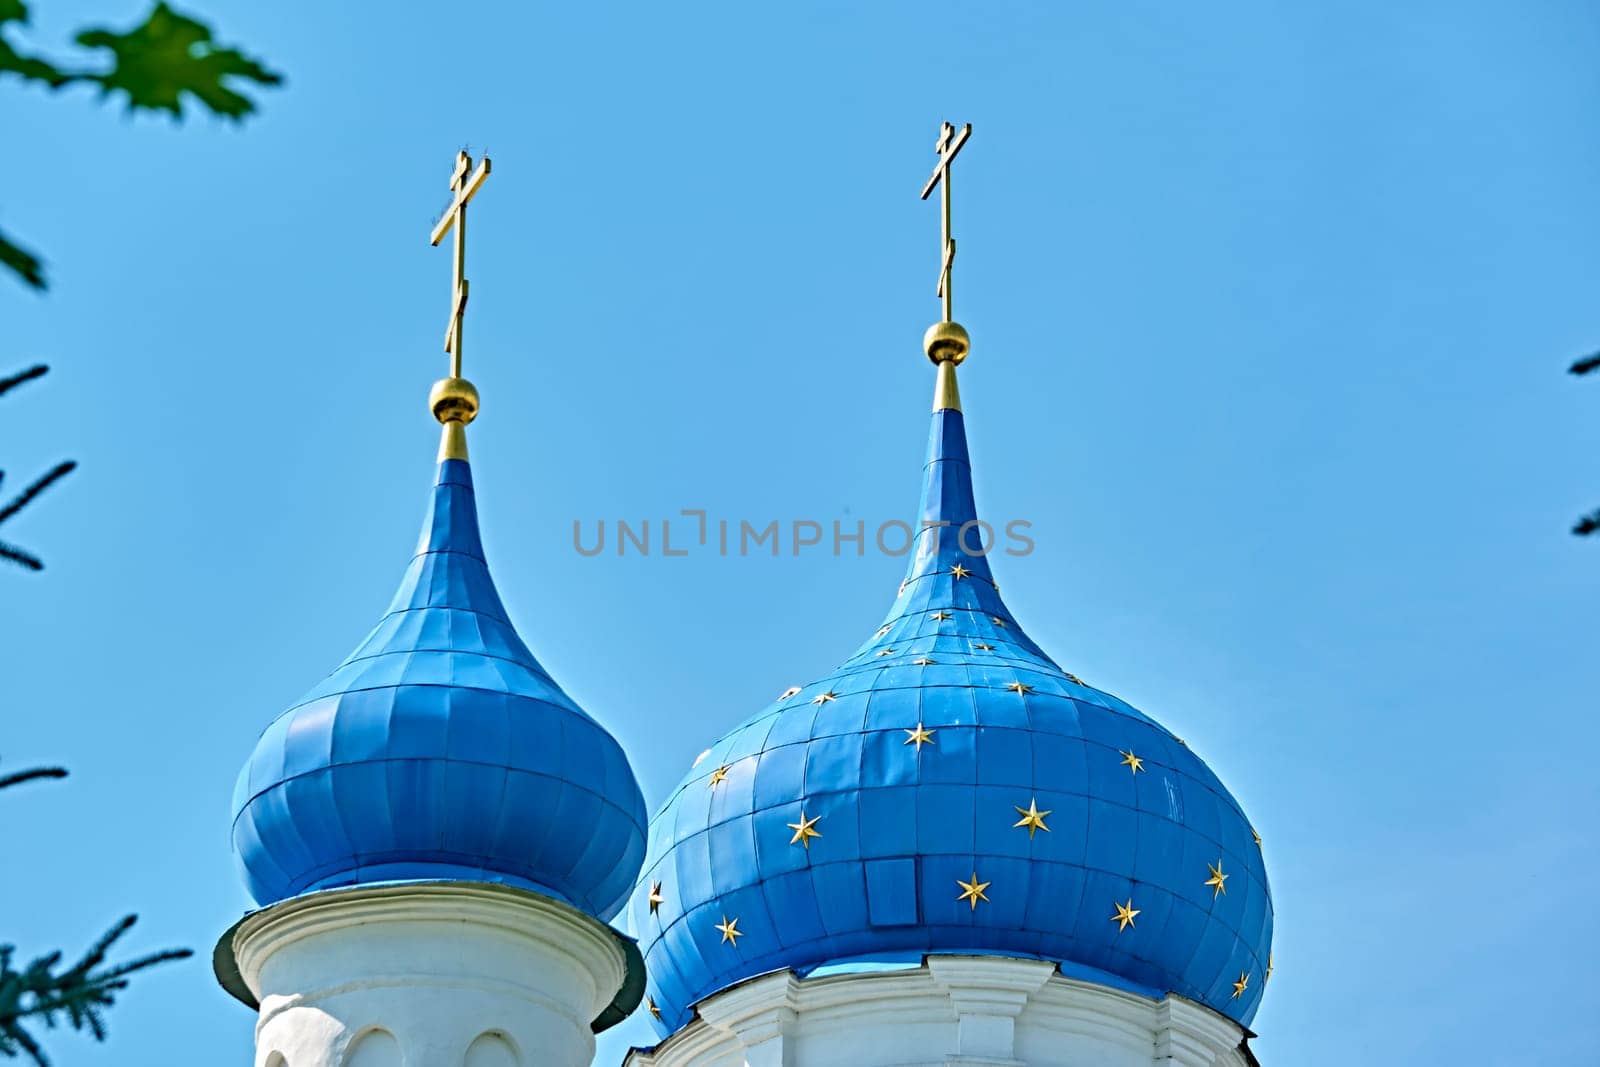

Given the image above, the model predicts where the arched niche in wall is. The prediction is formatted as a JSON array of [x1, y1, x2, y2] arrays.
[[463, 1031, 520, 1067], [344, 1028, 403, 1067], [263, 1054, 288, 1067]]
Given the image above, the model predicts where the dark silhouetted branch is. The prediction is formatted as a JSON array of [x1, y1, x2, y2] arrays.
[[0, 462, 76, 528], [0, 365, 47, 398], [0, 766, 67, 792]]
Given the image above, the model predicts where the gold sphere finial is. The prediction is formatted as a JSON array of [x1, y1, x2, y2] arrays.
[[429, 376, 479, 425], [924, 320, 970, 366]]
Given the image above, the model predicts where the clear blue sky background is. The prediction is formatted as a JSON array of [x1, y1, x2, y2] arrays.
[[4, 1, 1598, 1063]]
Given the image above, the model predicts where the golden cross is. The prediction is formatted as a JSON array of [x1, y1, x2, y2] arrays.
[[430, 149, 492, 377], [920, 121, 971, 321]]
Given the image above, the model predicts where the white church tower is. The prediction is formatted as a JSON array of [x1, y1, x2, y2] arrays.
[[214, 150, 648, 1067], [216, 127, 1275, 1067], [623, 123, 1273, 1066]]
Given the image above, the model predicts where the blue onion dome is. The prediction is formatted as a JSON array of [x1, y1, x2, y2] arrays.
[[633, 350, 1273, 1033], [231, 380, 647, 922]]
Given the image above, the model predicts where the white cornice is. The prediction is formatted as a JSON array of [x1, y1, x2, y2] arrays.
[[626, 956, 1251, 1067]]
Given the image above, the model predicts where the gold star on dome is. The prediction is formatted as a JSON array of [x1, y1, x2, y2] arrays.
[[876, 625, 892, 638], [812, 691, 838, 704], [898, 581, 907, 595], [904, 723, 936, 750], [974, 642, 996, 651], [707, 765, 730, 788], [648, 880, 664, 914], [932, 610, 953, 621], [1173, 736, 1187, 746], [1251, 826, 1262, 848], [876, 648, 896, 656], [950, 564, 971, 579], [1111, 898, 1140, 932], [780, 686, 802, 699], [956, 871, 991, 910], [648, 996, 661, 1019], [1205, 861, 1228, 899], [1119, 750, 1145, 774], [913, 657, 937, 665], [1012, 799, 1051, 838], [1064, 672, 1084, 685], [1005, 681, 1034, 695], [1231, 972, 1249, 999], [715, 915, 743, 945], [991, 616, 1007, 628], [787, 811, 822, 849], [1266, 953, 1274, 983]]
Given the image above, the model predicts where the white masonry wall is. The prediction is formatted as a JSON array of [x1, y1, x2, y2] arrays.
[[229, 882, 629, 1067], [625, 956, 1254, 1067]]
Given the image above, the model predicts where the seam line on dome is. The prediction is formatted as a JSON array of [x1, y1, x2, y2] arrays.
[[283, 678, 582, 717], [329, 641, 558, 679], [233, 758, 642, 833]]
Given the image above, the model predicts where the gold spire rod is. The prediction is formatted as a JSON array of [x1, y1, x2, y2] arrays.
[[920, 122, 972, 410], [921, 121, 971, 322], [427, 149, 492, 460], [432, 150, 492, 377]]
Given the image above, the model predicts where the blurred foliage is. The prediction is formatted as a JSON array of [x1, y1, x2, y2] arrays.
[[0, 0, 282, 290], [2, 1, 279, 566], [0, 4, 262, 1059], [0, 763, 192, 1065], [0, 3, 241, 1052]]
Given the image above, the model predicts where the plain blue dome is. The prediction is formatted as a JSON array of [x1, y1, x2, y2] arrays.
[[634, 391, 1273, 1032], [232, 456, 647, 921]]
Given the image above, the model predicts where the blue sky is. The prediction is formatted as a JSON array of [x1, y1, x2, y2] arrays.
[[4, 1, 1599, 1063]]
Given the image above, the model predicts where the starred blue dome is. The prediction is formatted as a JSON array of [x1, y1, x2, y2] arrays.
[[232, 446, 647, 921], [634, 363, 1272, 1032]]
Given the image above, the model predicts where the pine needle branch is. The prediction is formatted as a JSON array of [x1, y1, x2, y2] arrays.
[[0, 916, 192, 1066], [0, 767, 191, 1061]]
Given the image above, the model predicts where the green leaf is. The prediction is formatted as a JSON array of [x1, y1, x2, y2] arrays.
[[0, 227, 45, 289], [0, 0, 73, 89], [0, 39, 71, 87], [3, 4, 279, 288], [75, 2, 282, 119]]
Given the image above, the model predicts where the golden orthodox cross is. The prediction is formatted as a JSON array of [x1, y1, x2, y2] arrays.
[[430, 149, 492, 377], [919, 121, 971, 322]]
